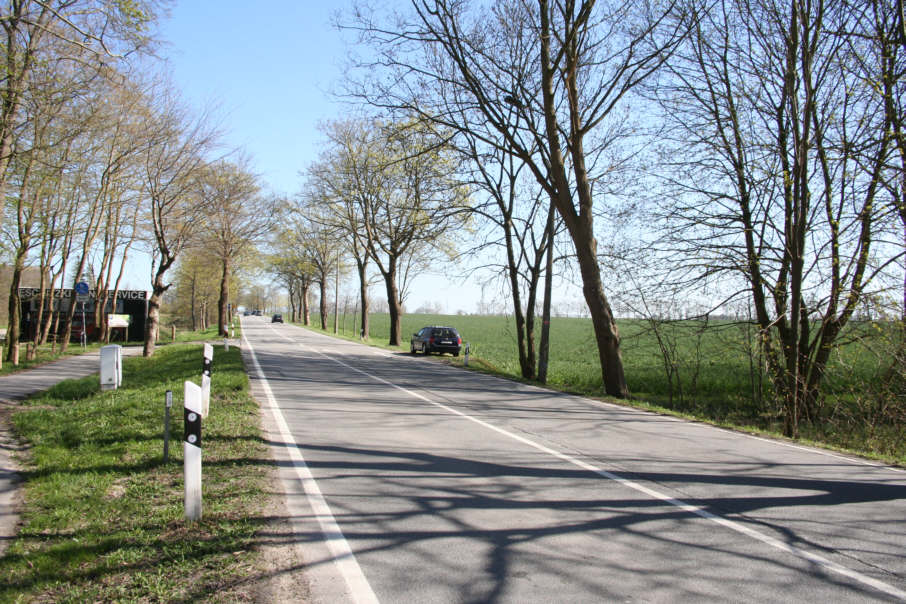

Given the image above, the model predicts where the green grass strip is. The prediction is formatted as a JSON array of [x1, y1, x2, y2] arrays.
[[0, 325, 237, 377], [1, 343, 269, 602]]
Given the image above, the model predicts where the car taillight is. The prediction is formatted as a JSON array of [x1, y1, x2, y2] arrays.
[[457, 337, 462, 345], [429, 336, 435, 344]]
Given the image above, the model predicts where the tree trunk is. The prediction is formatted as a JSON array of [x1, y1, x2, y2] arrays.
[[190, 276, 198, 331], [288, 280, 297, 323], [143, 269, 168, 357], [538, 204, 556, 383], [29, 269, 49, 351], [143, 292, 162, 357], [384, 266, 402, 346], [573, 223, 629, 398], [333, 260, 339, 334], [503, 212, 533, 378], [302, 284, 311, 326], [524, 270, 540, 379], [358, 261, 370, 339], [537, 3, 627, 398], [319, 279, 328, 330], [39, 277, 61, 347], [5, 260, 24, 365], [218, 256, 230, 336]]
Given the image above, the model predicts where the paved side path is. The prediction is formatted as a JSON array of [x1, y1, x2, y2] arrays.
[[0, 347, 144, 556]]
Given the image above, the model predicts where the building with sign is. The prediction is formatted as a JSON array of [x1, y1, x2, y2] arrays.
[[17, 288, 148, 343]]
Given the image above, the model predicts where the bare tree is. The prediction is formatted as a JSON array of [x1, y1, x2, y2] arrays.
[[459, 126, 560, 379], [269, 227, 317, 325], [3, 101, 51, 362], [172, 251, 220, 331], [93, 178, 141, 343], [3, 36, 93, 362], [30, 177, 76, 348], [847, 0, 905, 331], [309, 119, 377, 339], [74, 74, 149, 344], [333, 118, 466, 345], [343, 0, 692, 396], [139, 86, 220, 357], [57, 70, 154, 351], [197, 157, 274, 336], [0, 0, 162, 232], [291, 212, 337, 331], [650, 0, 901, 436]]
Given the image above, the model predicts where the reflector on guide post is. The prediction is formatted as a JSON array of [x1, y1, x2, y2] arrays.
[[100, 344, 122, 390]]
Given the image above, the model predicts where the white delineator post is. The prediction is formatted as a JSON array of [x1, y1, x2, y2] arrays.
[[184, 380, 203, 521], [201, 343, 213, 417], [100, 344, 122, 390]]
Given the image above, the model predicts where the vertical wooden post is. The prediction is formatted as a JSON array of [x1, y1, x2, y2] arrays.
[[164, 390, 173, 462]]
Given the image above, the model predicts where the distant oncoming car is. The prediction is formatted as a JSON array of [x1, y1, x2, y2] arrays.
[[271, 313, 283, 323], [410, 326, 462, 356]]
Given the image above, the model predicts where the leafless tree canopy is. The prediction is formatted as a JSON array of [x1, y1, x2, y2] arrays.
[[339, 0, 695, 396]]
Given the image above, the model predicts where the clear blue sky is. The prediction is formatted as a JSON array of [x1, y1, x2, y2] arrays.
[[144, 1, 497, 314], [158, 1, 349, 196], [148, 2, 585, 316]]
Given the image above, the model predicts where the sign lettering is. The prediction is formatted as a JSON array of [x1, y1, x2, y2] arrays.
[[17, 288, 147, 301]]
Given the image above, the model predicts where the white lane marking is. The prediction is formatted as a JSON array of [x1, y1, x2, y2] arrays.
[[295, 340, 906, 602], [243, 332, 380, 604], [279, 322, 906, 475]]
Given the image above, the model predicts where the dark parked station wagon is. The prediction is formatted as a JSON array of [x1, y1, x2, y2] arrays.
[[410, 326, 462, 356]]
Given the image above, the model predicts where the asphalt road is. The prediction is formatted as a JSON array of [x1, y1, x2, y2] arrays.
[[241, 316, 906, 603]]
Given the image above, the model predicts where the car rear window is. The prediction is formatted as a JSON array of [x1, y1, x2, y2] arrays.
[[432, 328, 458, 338]]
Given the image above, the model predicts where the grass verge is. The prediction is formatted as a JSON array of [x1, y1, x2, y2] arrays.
[[0, 326, 238, 377], [1, 342, 270, 602]]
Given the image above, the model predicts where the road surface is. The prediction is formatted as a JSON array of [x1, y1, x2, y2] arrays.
[[241, 316, 906, 603]]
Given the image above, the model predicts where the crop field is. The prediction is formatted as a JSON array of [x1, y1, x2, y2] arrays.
[[318, 311, 905, 464]]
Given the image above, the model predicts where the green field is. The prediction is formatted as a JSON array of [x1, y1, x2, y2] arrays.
[[314, 311, 905, 465]]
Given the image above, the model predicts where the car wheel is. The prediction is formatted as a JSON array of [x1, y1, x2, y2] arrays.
[[422, 343, 428, 355], [410, 344, 416, 355]]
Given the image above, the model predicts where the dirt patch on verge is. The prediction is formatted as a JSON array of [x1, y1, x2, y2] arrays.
[[245, 463, 313, 603], [0, 399, 26, 558]]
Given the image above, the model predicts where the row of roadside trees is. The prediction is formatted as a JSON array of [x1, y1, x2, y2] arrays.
[[1, 1, 275, 363], [274, 0, 904, 439]]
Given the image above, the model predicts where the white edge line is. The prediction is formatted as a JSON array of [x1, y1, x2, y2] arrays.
[[297, 340, 906, 602], [243, 331, 380, 604]]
